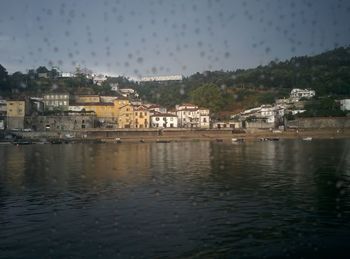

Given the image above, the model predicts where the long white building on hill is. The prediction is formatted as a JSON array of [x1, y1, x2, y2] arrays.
[[140, 75, 183, 82]]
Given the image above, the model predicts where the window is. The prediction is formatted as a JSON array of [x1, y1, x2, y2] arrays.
[[156, 117, 159, 121]]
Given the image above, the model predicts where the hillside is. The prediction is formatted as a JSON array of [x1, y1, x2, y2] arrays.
[[1, 46, 350, 115]]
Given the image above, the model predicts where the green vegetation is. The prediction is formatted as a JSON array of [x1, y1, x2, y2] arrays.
[[299, 97, 346, 117]]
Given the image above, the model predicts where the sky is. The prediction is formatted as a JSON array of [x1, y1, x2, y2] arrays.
[[0, 0, 349, 77]]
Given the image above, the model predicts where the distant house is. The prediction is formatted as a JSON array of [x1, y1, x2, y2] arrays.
[[60, 72, 75, 78], [119, 88, 138, 98], [151, 112, 178, 128], [93, 74, 107, 86], [110, 83, 119, 92], [290, 88, 315, 101], [140, 75, 183, 82]]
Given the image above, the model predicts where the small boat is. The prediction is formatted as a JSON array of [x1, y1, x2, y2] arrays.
[[100, 138, 122, 143], [302, 137, 312, 141], [266, 137, 280, 141], [232, 138, 244, 143], [258, 138, 268, 141], [13, 140, 33, 145], [50, 139, 63, 144], [156, 139, 171, 143]]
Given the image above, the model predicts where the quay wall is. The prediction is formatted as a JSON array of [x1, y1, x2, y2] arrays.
[[287, 117, 350, 129]]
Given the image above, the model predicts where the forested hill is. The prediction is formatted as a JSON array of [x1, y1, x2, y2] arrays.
[[135, 46, 350, 112]]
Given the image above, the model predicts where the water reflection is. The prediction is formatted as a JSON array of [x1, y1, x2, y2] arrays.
[[0, 140, 350, 258]]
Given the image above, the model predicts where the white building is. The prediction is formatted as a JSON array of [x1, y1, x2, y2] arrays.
[[176, 104, 210, 128], [290, 88, 315, 101], [238, 105, 285, 124], [68, 105, 84, 112], [212, 121, 242, 129], [100, 96, 119, 103], [146, 104, 167, 115], [151, 113, 178, 128], [110, 83, 118, 92], [60, 72, 75, 78], [198, 108, 210, 128], [340, 99, 350, 111], [140, 75, 183, 82], [119, 88, 138, 98], [93, 74, 107, 86]]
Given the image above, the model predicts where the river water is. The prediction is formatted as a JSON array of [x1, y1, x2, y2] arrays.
[[1, 140, 350, 258]]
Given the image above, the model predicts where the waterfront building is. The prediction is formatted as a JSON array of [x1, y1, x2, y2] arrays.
[[212, 121, 242, 129], [151, 112, 178, 128], [133, 106, 150, 128], [6, 100, 25, 129], [118, 103, 134, 128], [198, 108, 210, 128], [0, 99, 7, 115], [146, 104, 167, 115], [176, 103, 210, 128], [28, 112, 96, 131]]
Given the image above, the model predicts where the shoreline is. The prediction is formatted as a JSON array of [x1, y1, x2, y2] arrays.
[[1, 128, 350, 144]]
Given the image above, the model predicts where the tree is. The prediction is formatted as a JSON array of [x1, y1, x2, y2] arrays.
[[0, 64, 9, 91], [36, 66, 49, 74], [190, 83, 225, 112]]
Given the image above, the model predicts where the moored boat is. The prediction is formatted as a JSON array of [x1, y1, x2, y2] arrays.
[[232, 138, 244, 143], [302, 137, 312, 141]]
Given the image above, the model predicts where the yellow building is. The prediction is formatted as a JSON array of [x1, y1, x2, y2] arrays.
[[80, 103, 116, 120], [118, 103, 134, 128], [133, 106, 150, 128], [7, 101, 25, 117], [6, 100, 25, 129]]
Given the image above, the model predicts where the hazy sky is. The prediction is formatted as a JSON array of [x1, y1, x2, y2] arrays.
[[0, 0, 349, 77]]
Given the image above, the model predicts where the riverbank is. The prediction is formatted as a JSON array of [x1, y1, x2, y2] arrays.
[[1, 128, 350, 144]]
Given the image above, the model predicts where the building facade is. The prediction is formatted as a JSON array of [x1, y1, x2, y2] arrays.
[[43, 93, 69, 111], [6, 100, 25, 129], [290, 88, 315, 101], [176, 104, 210, 128], [29, 113, 96, 131], [133, 106, 150, 128], [151, 113, 178, 128], [75, 95, 100, 103]]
